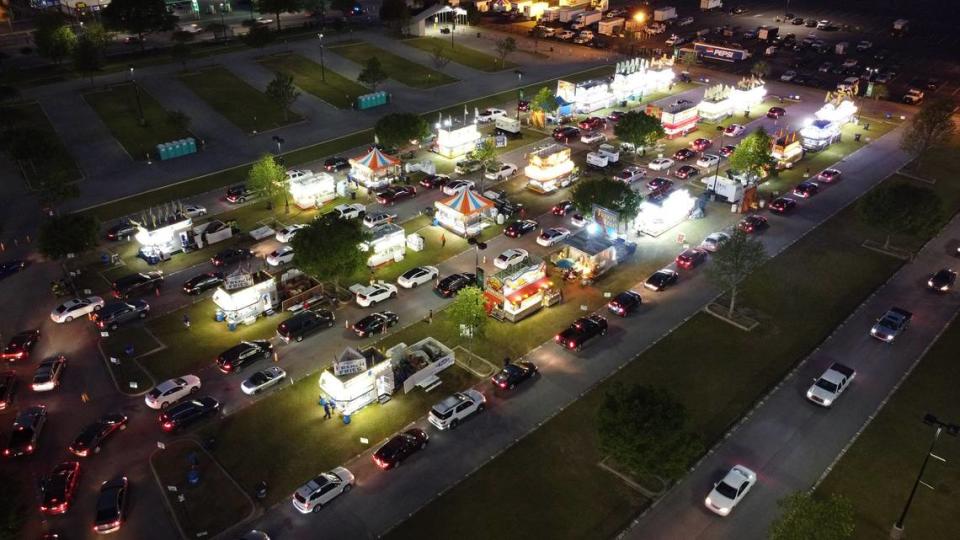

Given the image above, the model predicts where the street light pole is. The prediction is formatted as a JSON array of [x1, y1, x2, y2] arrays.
[[713, 125, 725, 180], [317, 33, 326, 82], [218, 3, 226, 41], [129, 66, 145, 127]]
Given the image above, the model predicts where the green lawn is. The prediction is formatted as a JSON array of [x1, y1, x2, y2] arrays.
[[178, 66, 302, 133], [403, 37, 516, 72], [4, 102, 81, 183], [98, 326, 162, 393], [328, 41, 457, 88], [258, 53, 368, 109], [84, 83, 192, 161]]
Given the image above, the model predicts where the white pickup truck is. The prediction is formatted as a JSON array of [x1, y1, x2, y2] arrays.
[[806, 362, 855, 407]]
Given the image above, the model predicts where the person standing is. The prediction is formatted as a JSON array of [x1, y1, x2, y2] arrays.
[[323, 402, 332, 419]]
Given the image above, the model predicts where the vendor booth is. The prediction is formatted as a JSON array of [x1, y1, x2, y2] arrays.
[[288, 172, 337, 209], [434, 189, 495, 237], [552, 229, 620, 282], [556, 78, 614, 115], [771, 130, 804, 169], [730, 76, 767, 113], [525, 144, 576, 194], [212, 270, 279, 326], [698, 84, 735, 122], [609, 56, 676, 102], [656, 100, 700, 139], [636, 189, 696, 237], [484, 257, 559, 322], [349, 147, 401, 190], [133, 215, 193, 262], [801, 95, 858, 151], [318, 347, 394, 416], [435, 117, 482, 159], [385, 338, 456, 393], [361, 223, 406, 267]]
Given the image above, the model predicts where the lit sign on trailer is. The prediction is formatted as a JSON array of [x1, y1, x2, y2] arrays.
[[693, 42, 750, 62]]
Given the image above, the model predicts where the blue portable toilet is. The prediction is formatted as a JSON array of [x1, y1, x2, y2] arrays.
[[185, 138, 196, 154]]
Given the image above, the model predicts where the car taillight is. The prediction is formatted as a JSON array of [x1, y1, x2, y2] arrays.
[[498, 381, 507, 388], [373, 456, 388, 469], [26, 444, 33, 453], [162, 421, 174, 431], [74, 447, 88, 457], [223, 363, 232, 371], [569, 340, 577, 349]]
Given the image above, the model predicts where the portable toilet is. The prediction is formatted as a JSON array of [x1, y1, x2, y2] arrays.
[[185, 137, 197, 154]]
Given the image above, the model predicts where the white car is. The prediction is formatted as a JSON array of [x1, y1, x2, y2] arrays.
[[51, 296, 104, 323], [484, 163, 518, 181], [537, 227, 571, 247], [266, 246, 295, 266], [428, 389, 486, 430], [241, 366, 287, 395], [581, 131, 607, 145], [285, 169, 312, 181], [397, 266, 439, 288], [355, 282, 398, 307], [363, 212, 396, 229], [616, 166, 646, 184], [494, 248, 529, 270], [275, 224, 306, 243], [144, 375, 202, 409], [555, 29, 576, 40], [700, 232, 730, 252], [570, 214, 589, 228], [842, 58, 858, 68], [648, 157, 674, 171], [696, 154, 720, 168], [442, 180, 475, 196], [856, 40, 872, 51], [291, 468, 355, 513], [182, 203, 207, 218], [779, 70, 797, 82], [806, 362, 856, 407], [705, 465, 756, 516], [332, 203, 365, 220], [723, 124, 746, 137], [477, 108, 507, 123]]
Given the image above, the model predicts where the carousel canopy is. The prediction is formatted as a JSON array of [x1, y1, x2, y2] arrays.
[[350, 147, 400, 171], [438, 190, 494, 216]]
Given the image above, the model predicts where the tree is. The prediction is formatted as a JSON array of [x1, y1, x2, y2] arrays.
[[705, 229, 767, 317], [769, 492, 855, 540], [257, 0, 302, 31], [166, 110, 191, 133], [169, 41, 192, 70], [471, 139, 497, 191], [571, 177, 641, 229], [379, 0, 408, 21], [597, 383, 703, 480], [374, 113, 430, 150], [857, 182, 942, 250], [39, 25, 76, 65], [446, 285, 487, 345], [34, 169, 80, 209], [494, 37, 517, 68], [430, 44, 451, 70], [72, 33, 105, 84], [38, 214, 99, 259], [101, 0, 175, 53], [614, 111, 664, 154], [33, 12, 70, 63], [750, 60, 770, 78], [899, 97, 956, 170], [290, 216, 369, 289], [265, 72, 300, 122], [728, 127, 772, 179], [465, 2, 481, 25], [678, 50, 698, 66], [529, 86, 556, 128], [358, 57, 387, 90], [871, 82, 889, 101], [244, 24, 275, 48], [246, 154, 287, 210]]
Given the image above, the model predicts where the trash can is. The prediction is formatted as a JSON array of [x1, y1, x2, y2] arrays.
[[228, 322, 237, 332], [342, 415, 351, 425], [215, 310, 225, 322]]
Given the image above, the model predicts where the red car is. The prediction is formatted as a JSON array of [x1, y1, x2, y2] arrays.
[[376, 186, 416, 206], [675, 248, 708, 269], [690, 138, 712, 151], [673, 165, 700, 179], [719, 144, 737, 157], [578, 117, 606, 131], [738, 215, 769, 233], [818, 168, 842, 183], [419, 174, 450, 189], [40, 461, 80, 515], [647, 177, 673, 193], [552, 200, 575, 215], [768, 197, 797, 214], [792, 181, 820, 198], [767, 106, 786, 118], [2, 329, 40, 362], [673, 148, 695, 161]]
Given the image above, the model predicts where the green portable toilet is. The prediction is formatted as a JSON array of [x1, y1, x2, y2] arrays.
[[185, 138, 197, 154], [160, 143, 172, 160], [156, 143, 166, 160], [173, 140, 186, 157]]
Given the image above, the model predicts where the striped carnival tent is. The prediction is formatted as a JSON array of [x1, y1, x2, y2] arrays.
[[434, 189, 495, 237], [349, 147, 401, 189]]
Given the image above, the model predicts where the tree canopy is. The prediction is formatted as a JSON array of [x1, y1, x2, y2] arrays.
[[374, 113, 430, 150], [265, 72, 300, 122], [494, 37, 517, 67], [614, 111, 664, 150], [358, 57, 387, 90], [247, 154, 287, 209], [72, 32, 106, 83], [900, 97, 956, 170], [571, 177, 641, 227], [769, 492, 855, 540], [291, 216, 369, 287], [446, 285, 487, 342], [857, 182, 942, 249], [728, 127, 773, 179], [705, 229, 767, 316], [101, 0, 175, 50], [38, 214, 99, 259]]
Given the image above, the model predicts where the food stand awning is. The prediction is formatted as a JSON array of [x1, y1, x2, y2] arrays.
[[349, 147, 401, 189], [434, 189, 495, 237]]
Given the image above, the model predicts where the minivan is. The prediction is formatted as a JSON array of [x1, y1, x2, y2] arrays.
[[277, 309, 335, 343]]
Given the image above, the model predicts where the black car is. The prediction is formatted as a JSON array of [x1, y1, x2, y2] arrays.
[[277, 309, 335, 343], [738, 215, 769, 234], [767, 106, 786, 118], [505, 219, 538, 238], [182, 272, 224, 295], [419, 174, 450, 189], [552, 200, 575, 216], [644, 269, 680, 292], [93, 477, 128, 535], [92, 300, 150, 330], [792, 180, 820, 198], [607, 111, 626, 122], [435, 273, 476, 298], [0, 260, 27, 280], [376, 186, 417, 206], [673, 148, 695, 161], [225, 185, 257, 203], [324, 156, 350, 172], [159, 397, 220, 432], [211, 247, 253, 267], [927, 269, 957, 292], [104, 222, 137, 241], [372, 428, 429, 470], [216, 340, 273, 373], [552, 126, 581, 142], [69, 413, 128, 457], [491, 361, 538, 390], [352, 311, 399, 337], [769, 197, 797, 214], [0, 371, 16, 411], [40, 461, 80, 515], [2, 329, 40, 361], [607, 290, 642, 316], [111, 271, 163, 299], [4, 405, 46, 457], [555, 315, 608, 351]]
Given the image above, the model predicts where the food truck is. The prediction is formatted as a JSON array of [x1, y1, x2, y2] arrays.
[[484, 256, 559, 322], [434, 118, 482, 159], [288, 171, 337, 209], [525, 144, 577, 193], [212, 270, 279, 326]]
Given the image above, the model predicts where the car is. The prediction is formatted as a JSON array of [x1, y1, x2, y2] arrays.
[[647, 177, 673, 192], [3, 405, 46, 457], [780, 70, 797, 82], [691, 138, 712, 151], [806, 362, 856, 407], [484, 162, 518, 181], [376, 185, 417, 206], [275, 224, 306, 243], [648, 157, 674, 171], [492, 360, 538, 389], [442, 180, 475, 196], [768, 197, 798, 214], [111, 271, 163, 298], [856, 40, 872, 51], [210, 248, 252, 267], [552, 200, 575, 215], [616, 166, 646, 184], [790, 16, 804, 24], [144, 375, 202, 409], [362, 212, 397, 229], [180, 203, 207, 218], [700, 232, 730, 252], [69, 413, 128, 457], [266, 245, 295, 267], [330, 203, 365, 220], [578, 117, 606, 131], [537, 227, 571, 247], [552, 126, 581, 142], [93, 476, 128, 534], [673, 148, 696, 161], [517, 100, 530, 112], [555, 29, 576, 40], [182, 272, 224, 295], [870, 307, 912, 342], [428, 390, 486, 430], [92, 300, 150, 330], [216, 340, 273, 373], [607, 290, 642, 316], [767, 106, 786, 118], [581, 131, 607, 144], [818, 168, 842, 183], [818, 61, 833, 73], [324, 156, 350, 172], [555, 315, 608, 351], [355, 282, 398, 307], [0, 371, 16, 411], [477, 108, 507, 123], [277, 309, 335, 343], [570, 213, 588, 227], [158, 396, 220, 432], [40, 462, 80, 515], [505, 219, 538, 238], [285, 169, 312, 182], [494, 248, 529, 269], [32, 355, 66, 392], [705, 465, 756, 516], [723, 124, 746, 137], [372, 428, 429, 469], [792, 180, 820, 198], [454, 159, 482, 175], [696, 154, 720, 168], [105, 222, 137, 241], [435, 273, 476, 298], [738, 215, 769, 234], [674, 165, 700, 180], [842, 58, 858, 68], [419, 174, 450, 189], [927, 269, 957, 292], [2, 329, 40, 361], [398, 266, 439, 288], [607, 111, 626, 122], [0, 260, 27, 280], [676, 247, 708, 269], [241, 366, 287, 395], [719, 144, 736, 158], [352, 311, 399, 337], [291, 468, 355, 513], [645, 268, 680, 292], [225, 185, 257, 204], [50, 296, 104, 323]]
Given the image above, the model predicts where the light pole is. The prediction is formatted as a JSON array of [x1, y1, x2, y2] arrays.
[[317, 33, 326, 82], [129, 66, 145, 127], [467, 237, 487, 285], [713, 125, 725, 180], [891, 414, 959, 539], [218, 3, 226, 41]]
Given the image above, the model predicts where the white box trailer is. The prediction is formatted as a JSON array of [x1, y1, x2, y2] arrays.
[[386, 338, 456, 393], [654, 6, 677, 22], [700, 0, 722, 10], [598, 17, 625, 35], [559, 7, 586, 23], [573, 10, 603, 28], [701, 174, 744, 203]]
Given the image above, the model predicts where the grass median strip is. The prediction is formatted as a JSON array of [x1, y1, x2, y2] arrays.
[[258, 53, 368, 109], [179, 66, 302, 133], [5, 102, 81, 183], [84, 83, 192, 161], [328, 41, 457, 88], [403, 37, 516, 72]]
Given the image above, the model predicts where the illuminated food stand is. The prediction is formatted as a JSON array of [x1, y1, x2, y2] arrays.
[[349, 147, 401, 190], [133, 215, 193, 262], [525, 144, 576, 194], [288, 172, 337, 209], [484, 257, 557, 322], [658, 100, 700, 139], [730, 76, 767, 113], [636, 189, 696, 237], [771, 129, 804, 169], [610, 56, 676, 101], [552, 229, 619, 282], [361, 223, 406, 267], [435, 118, 481, 159], [556, 78, 613, 114], [318, 347, 394, 416], [697, 84, 734, 122], [801, 96, 858, 151], [434, 189, 495, 237], [212, 270, 279, 326]]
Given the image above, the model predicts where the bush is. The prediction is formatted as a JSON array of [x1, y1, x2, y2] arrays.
[[38, 214, 99, 260]]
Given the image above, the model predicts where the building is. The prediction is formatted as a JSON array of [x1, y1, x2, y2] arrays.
[[288, 172, 338, 209], [800, 98, 857, 151], [349, 147, 401, 190], [552, 229, 620, 282], [771, 130, 804, 169], [636, 189, 696, 237], [609, 56, 675, 102], [318, 347, 393, 415], [655, 99, 700, 138], [525, 144, 576, 194], [434, 118, 482, 159], [434, 189, 496, 237], [132, 214, 193, 263], [212, 270, 279, 326], [361, 223, 406, 267]]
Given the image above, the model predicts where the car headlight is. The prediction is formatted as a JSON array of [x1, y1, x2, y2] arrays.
[[717, 506, 730, 515], [941, 285, 949, 291], [806, 390, 814, 399], [886, 334, 894, 341], [928, 280, 935, 287], [870, 328, 877, 335], [821, 398, 832, 406]]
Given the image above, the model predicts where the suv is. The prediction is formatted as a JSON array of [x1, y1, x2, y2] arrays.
[[211, 247, 253, 267], [92, 300, 150, 330], [4, 405, 47, 457], [225, 185, 258, 204], [111, 272, 163, 299], [428, 390, 486, 430], [158, 397, 220, 432], [277, 310, 335, 343], [216, 340, 273, 373], [292, 468, 355, 513]]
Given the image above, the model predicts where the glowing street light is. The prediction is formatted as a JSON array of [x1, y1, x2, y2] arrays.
[[633, 12, 646, 24]]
